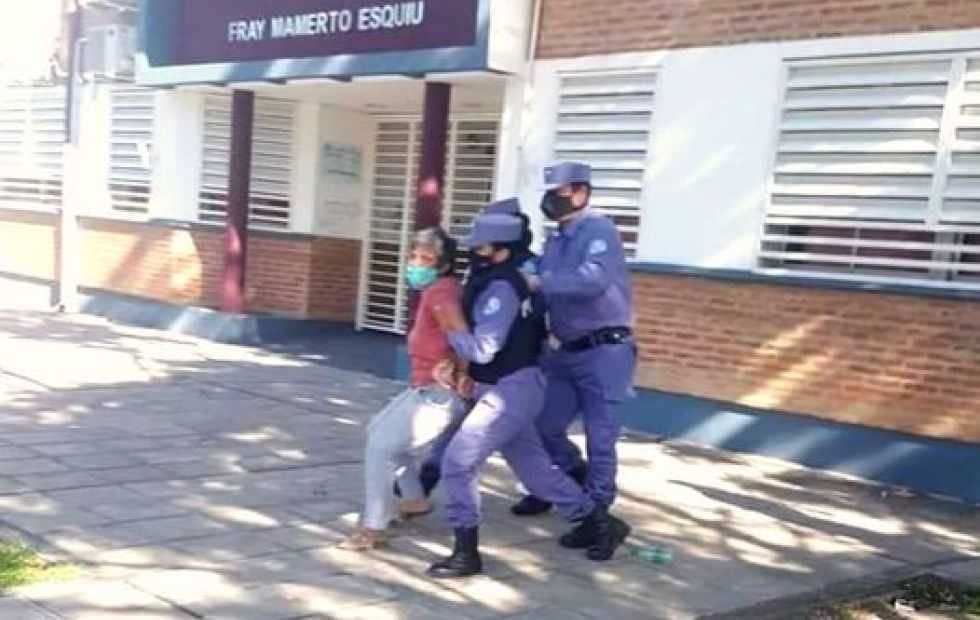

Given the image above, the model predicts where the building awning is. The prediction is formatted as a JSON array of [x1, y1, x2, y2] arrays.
[[137, 0, 531, 87]]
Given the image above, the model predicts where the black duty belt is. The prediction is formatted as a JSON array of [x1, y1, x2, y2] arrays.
[[562, 327, 632, 352]]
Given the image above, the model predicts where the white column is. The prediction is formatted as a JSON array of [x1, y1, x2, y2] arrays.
[[76, 83, 111, 218], [151, 90, 205, 222], [492, 75, 526, 201], [516, 64, 562, 253], [290, 101, 320, 234], [58, 81, 104, 311]]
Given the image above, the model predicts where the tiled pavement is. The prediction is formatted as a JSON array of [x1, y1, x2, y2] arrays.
[[0, 310, 978, 619]]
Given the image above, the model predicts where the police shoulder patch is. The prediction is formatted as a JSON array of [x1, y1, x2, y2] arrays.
[[588, 238, 609, 256], [483, 296, 502, 316]]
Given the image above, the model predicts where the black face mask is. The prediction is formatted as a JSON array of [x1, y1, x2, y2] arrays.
[[469, 251, 495, 273], [540, 191, 576, 221]]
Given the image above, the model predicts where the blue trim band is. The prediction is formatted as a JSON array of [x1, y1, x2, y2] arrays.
[[620, 389, 980, 504], [629, 262, 980, 303]]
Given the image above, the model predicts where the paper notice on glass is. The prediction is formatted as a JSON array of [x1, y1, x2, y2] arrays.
[[317, 143, 364, 238]]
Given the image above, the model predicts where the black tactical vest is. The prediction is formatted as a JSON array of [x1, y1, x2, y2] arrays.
[[463, 263, 546, 385]]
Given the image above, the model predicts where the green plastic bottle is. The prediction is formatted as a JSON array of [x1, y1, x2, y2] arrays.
[[630, 545, 673, 565]]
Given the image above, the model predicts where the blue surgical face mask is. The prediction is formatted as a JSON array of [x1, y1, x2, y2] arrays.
[[405, 265, 440, 290]]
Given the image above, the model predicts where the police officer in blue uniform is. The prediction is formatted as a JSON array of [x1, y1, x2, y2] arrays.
[[429, 208, 617, 578], [518, 162, 635, 550], [403, 199, 542, 500]]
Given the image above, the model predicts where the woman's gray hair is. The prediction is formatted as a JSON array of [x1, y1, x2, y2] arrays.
[[413, 227, 458, 274]]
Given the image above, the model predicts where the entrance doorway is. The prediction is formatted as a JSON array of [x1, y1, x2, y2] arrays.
[[359, 116, 499, 332]]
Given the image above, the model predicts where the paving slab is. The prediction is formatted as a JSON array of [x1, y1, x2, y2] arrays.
[[128, 568, 397, 620], [0, 445, 43, 461], [13, 471, 112, 493], [19, 579, 194, 619], [0, 458, 71, 476], [0, 596, 59, 619]]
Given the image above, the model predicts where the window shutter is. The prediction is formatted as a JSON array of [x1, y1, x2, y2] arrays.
[[362, 120, 418, 332], [199, 95, 295, 230], [108, 87, 155, 216], [554, 71, 656, 257], [0, 86, 65, 209], [360, 117, 499, 333], [761, 55, 980, 286], [445, 119, 498, 271]]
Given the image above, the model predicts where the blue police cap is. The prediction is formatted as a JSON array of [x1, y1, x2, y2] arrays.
[[462, 213, 523, 248], [544, 162, 592, 190], [483, 197, 521, 216]]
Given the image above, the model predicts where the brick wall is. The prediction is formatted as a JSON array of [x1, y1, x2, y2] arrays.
[[77, 218, 360, 321], [0, 209, 59, 281], [537, 0, 980, 58], [307, 237, 361, 320], [632, 271, 980, 443]]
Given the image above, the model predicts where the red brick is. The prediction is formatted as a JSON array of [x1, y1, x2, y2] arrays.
[[632, 271, 980, 443], [537, 0, 980, 58]]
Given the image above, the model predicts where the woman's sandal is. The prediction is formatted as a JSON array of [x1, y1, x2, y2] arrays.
[[339, 527, 388, 550]]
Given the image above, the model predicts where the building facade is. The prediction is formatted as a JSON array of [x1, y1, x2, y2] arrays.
[[1, 1, 978, 500]]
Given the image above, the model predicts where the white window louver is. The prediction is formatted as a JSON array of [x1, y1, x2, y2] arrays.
[[761, 54, 980, 287], [360, 118, 498, 333], [0, 86, 66, 210], [553, 71, 656, 258], [108, 87, 154, 216], [199, 96, 295, 230]]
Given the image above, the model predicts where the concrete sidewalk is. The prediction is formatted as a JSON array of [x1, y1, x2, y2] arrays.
[[0, 310, 978, 619]]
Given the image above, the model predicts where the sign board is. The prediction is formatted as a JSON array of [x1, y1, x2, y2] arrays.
[[137, 0, 504, 86], [179, 0, 478, 65]]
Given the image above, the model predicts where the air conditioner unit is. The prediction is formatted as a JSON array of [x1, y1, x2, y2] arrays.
[[82, 25, 137, 79]]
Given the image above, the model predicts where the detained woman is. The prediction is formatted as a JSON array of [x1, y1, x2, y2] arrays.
[[341, 227, 469, 550]]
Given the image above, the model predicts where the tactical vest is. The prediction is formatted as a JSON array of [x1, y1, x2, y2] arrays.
[[463, 262, 546, 385]]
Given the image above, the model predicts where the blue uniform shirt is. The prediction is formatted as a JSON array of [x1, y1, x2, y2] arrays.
[[539, 210, 632, 343]]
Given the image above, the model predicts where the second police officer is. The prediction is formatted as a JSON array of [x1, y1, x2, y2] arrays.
[[517, 162, 636, 554]]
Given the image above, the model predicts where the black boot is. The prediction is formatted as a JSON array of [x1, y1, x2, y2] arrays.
[[587, 508, 630, 561], [427, 527, 483, 578], [511, 463, 589, 517], [559, 506, 630, 559], [510, 494, 553, 516]]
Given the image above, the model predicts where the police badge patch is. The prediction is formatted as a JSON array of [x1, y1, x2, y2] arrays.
[[483, 297, 501, 316], [588, 239, 608, 255]]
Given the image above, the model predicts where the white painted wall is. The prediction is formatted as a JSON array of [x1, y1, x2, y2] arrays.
[[290, 102, 320, 234], [637, 44, 782, 269], [74, 84, 113, 218], [151, 90, 204, 222], [315, 104, 374, 239], [516, 28, 980, 269], [488, 0, 533, 75], [492, 75, 527, 202]]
